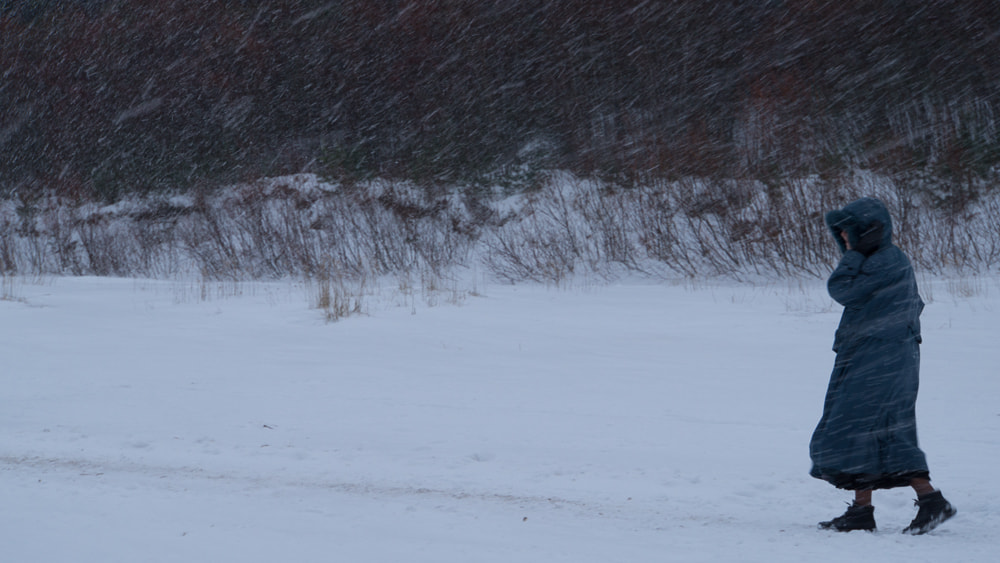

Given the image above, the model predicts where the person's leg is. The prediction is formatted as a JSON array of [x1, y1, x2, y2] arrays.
[[910, 477, 935, 496], [854, 489, 872, 507]]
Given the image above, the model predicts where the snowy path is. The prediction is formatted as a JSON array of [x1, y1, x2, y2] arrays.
[[2, 277, 998, 562]]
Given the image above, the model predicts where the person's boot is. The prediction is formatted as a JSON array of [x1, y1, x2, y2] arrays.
[[818, 502, 876, 532], [902, 490, 956, 535]]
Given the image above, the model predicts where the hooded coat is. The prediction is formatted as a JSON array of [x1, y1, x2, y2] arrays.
[[809, 197, 929, 490]]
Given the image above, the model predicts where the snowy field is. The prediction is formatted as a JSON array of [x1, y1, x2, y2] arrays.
[[2, 275, 998, 562]]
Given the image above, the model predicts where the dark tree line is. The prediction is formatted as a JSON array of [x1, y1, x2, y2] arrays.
[[2, 0, 999, 200]]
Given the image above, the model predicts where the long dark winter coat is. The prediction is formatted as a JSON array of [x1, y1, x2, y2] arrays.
[[809, 197, 929, 490]]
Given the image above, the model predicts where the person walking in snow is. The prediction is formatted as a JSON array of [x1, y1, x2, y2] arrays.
[[809, 197, 956, 534]]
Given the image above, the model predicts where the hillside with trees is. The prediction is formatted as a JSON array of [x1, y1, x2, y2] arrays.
[[3, 1, 1000, 285], [3, 1, 999, 198]]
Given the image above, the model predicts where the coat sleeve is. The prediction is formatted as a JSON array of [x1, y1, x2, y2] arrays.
[[827, 250, 886, 308]]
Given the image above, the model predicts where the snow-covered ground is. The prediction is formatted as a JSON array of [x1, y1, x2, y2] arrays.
[[2, 275, 997, 562]]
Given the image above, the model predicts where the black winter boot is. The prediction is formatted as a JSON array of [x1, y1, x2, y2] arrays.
[[902, 490, 956, 535], [818, 502, 876, 532]]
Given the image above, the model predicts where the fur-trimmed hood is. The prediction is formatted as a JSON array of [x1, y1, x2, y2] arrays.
[[825, 197, 893, 255]]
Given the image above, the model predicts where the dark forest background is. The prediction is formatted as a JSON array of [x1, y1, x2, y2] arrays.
[[3, 0, 1000, 202]]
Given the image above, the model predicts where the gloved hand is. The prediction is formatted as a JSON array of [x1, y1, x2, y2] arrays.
[[854, 221, 883, 256]]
